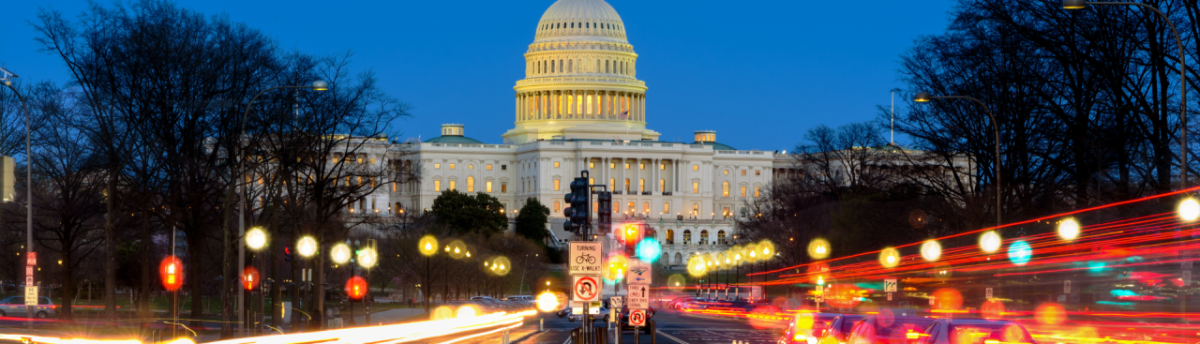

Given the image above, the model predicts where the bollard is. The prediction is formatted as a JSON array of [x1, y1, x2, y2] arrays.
[[540, 318, 544, 331]]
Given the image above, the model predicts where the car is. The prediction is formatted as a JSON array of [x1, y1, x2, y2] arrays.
[[846, 313, 936, 344], [818, 314, 868, 344], [0, 296, 56, 318], [779, 313, 840, 344], [566, 300, 609, 323], [916, 318, 1035, 344], [667, 297, 697, 310]]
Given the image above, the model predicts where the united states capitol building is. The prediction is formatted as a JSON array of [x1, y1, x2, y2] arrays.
[[347, 0, 972, 266]]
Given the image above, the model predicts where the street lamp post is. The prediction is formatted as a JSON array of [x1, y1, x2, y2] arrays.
[[245, 227, 267, 334], [1063, 0, 1192, 317], [914, 92, 1002, 229], [418, 235, 439, 316], [1, 68, 33, 331], [296, 236, 318, 329], [231, 80, 327, 335], [356, 240, 378, 326], [330, 242, 351, 326]]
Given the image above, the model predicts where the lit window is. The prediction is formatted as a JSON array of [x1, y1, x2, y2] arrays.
[[740, 186, 746, 198], [468, 164, 474, 170], [467, 177, 475, 192], [554, 162, 560, 168], [659, 179, 664, 191], [724, 170, 729, 175], [434, 180, 441, 191], [614, 202, 620, 213], [663, 202, 670, 214], [486, 181, 493, 193], [589, 178, 594, 185], [722, 182, 730, 197], [449, 180, 456, 191], [754, 187, 760, 198], [610, 178, 615, 187], [370, 158, 376, 164], [643, 202, 649, 213], [434, 163, 441, 169], [693, 165, 699, 171], [590, 162, 595, 168], [723, 207, 730, 217], [639, 179, 645, 192], [357, 156, 363, 164], [625, 163, 630, 169], [554, 179, 561, 191], [692, 204, 699, 215], [627, 201, 634, 212], [502, 182, 507, 193], [755, 170, 761, 176], [487, 164, 493, 170], [449, 164, 456, 170], [660, 164, 665, 170], [554, 201, 561, 212], [741, 170, 746, 176], [693, 182, 699, 194], [639, 163, 645, 170], [625, 179, 631, 193]]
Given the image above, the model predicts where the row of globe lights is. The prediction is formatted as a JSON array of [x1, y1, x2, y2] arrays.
[[685, 240, 776, 278], [804, 196, 1200, 269], [244, 228, 379, 269]]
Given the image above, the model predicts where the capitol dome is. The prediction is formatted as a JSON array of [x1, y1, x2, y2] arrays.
[[534, 0, 628, 44], [503, 0, 660, 144]]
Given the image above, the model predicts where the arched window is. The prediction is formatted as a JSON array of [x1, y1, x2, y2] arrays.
[[683, 230, 692, 244], [666, 229, 675, 244], [700, 230, 709, 244], [570, 22, 574, 28], [674, 252, 683, 265], [605, 60, 610, 73], [718, 230, 727, 245], [568, 60, 573, 73], [551, 61, 555, 73]]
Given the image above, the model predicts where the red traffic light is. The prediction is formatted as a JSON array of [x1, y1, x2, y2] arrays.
[[159, 256, 184, 292], [242, 266, 260, 291], [345, 276, 368, 300]]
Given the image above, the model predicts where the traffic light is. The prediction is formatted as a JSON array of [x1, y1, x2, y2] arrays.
[[597, 192, 612, 234], [563, 176, 590, 235], [159, 256, 183, 292], [623, 224, 641, 257], [284, 247, 293, 262]]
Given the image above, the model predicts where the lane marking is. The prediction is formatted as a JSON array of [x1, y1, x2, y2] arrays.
[[657, 331, 690, 344]]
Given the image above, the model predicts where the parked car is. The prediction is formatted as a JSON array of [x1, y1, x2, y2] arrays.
[[847, 313, 936, 344], [916, 318, 1035, 344], [0, 296, 56, 318], [818, 314, 868, 344]]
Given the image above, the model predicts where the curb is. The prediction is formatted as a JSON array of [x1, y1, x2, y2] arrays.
[[510, 329, 545, 344]]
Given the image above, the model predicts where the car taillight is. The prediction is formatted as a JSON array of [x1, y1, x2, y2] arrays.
[[793, 334, 807, 342], [984, 340, 999, 344], [906, 330, 920, 340]]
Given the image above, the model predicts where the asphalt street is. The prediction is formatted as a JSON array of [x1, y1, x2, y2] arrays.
[[504, 307, 779, 344]]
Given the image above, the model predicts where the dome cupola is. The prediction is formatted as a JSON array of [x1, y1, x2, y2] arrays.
[[534, 0, 628, 44]]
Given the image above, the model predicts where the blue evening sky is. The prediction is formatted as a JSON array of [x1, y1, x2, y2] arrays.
[[1, 0, 955, 151]]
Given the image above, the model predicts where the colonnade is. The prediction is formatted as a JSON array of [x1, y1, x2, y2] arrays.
[[579, 157, 679, 196], [515, 90, 644, 122]]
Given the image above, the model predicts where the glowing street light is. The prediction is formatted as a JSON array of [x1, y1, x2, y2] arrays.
[[979, 231, 1002, 253], [1057, 218, 1081, 241], [330, 243, 352, 265], [245, 227, 267, 251], [418, 235, 439, 256], [920, 240, 942, 262], [879, 247, 901, 268], [808, 238, 831, 260], [357, 247, 378, 269], [1180, 198, 1200, 221], [297, 236, 318, 258]]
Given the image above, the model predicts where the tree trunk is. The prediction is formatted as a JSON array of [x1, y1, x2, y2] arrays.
[[61, 250, 74, 320], [104, 171, 117, 317], [139, 211, 152, 320]]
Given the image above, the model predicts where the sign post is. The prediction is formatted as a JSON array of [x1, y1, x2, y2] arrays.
[[25, 252, 35, 329]]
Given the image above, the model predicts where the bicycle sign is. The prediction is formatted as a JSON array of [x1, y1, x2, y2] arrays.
[[569, 241, 602, 275]]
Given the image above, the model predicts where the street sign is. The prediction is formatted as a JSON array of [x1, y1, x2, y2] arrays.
[[1064, 280, 1071, 294], [570, 301, 601, 314], [24, 287, 37, 306], [629, 309, 647, 327], [610, 296, 624, 309], [627, 259, 652, 284], [985, 287, 993, 299], [627, 283, 650, 310], [573, 275, 600, 301], [26, 252, 35, 266], [569, 242, 602, 275], [883, 279, 898, 293]]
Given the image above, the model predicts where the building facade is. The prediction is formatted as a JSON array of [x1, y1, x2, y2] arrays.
[[336, 0, 971, 267]]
